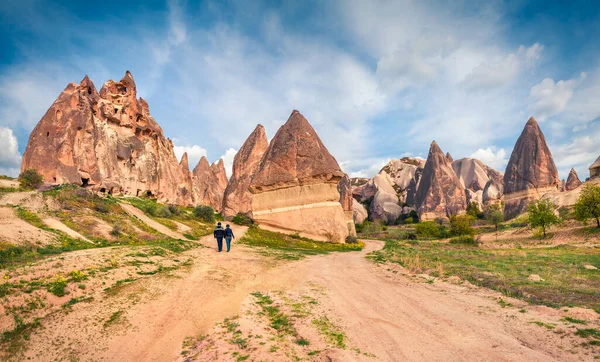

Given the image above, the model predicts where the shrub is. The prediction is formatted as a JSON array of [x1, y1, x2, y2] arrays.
[[414, 222, 440, 238], [167, 204, 181, 216], [232, 212, 254, 226], [68, 269, 87, 282], [574, 184, 600, 228], [110, 225, 122, 237], [93, 201, 111, 213], [345, 235, 358, 244], [142, 202, 158, 216], [18, 169, 43, 190], [449, 215, 475, 236], [528, 199, 560, 238], [358, 221, 383, 235], [466, 201, 484, 219], [449, 235, 478, 245], [48, 274, 68, 297], [194, 205, 215, 223], [156, 206, 173, 218], [484, 204, 504, 234]]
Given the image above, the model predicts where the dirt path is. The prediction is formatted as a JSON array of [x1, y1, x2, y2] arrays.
[[16, 238, 597, 361], [119, 203, 187, 240], [42, 217, 91, 242], [0, 206, 55, 246]]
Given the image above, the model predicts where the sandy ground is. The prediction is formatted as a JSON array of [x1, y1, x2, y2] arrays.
[[0, 179, 19, 188], [5, 232, 596, 361], [42, 217, 91, 242], [0, 206, 55, 246], [119, 203, 187, 240]]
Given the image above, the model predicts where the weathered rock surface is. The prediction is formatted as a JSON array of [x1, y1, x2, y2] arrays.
[[503, 117, 559, 219], [222, 125, 269, 218], [482, 179, 503, 205], [446, 152, 454, 163], [193, 157, 228, 212], [565, 168, 582, 191], [352, 199, 368, 224], [350, 177, 370, 201], [590, 156, 600, 178], [249, 110, 353, 242], [368, 174, 402, 223], [378, 157, 425, 203], [415, 141, 467, 220], [21, 72, 196, 206], [452, 158, 503, 192]]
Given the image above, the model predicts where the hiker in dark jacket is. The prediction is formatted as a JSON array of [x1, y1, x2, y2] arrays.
[[213, 222, 225, 252], [224, 224, 235, 252]]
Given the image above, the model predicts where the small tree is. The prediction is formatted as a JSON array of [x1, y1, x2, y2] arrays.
[[193, 205, 215, 223], [18, 169, 44, 190], [484, 203, 504, 237], [574, 184, 600, 228], [466, 201, 484, 219], [528, 199, 560, 238], [449, 214, 475, 236]]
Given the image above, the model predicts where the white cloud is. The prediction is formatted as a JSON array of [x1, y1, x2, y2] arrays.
[[550, 123, 600, 180], [528, 72, 586, 121], [469, 147, 508, 171], [461, 44, 543, 92], [0, 127, 22, 177], [173, 144, 207, 170], [219, 148, 237, 179]]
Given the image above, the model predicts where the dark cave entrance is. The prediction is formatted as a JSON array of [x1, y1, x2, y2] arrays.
[[81, 178, 89, 187]]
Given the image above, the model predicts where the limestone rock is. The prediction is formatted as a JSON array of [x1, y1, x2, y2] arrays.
[[452, 158, 503, 192], [415, 141, 467, 220], [378, 157, 425, 203], [338, 175, 353, 212], [193, 157, 228, 212], [350, 177, 370, 201], [466, 189, 483, 210], [446, 152, 454, 163], [249, 110, 352, 243], [482, 179, 503, 205], [370, 188, 402, 224], [21, 72, 195, 206], [565, 168, 582, 191], [352, 199, 368, 224], [222, 125, 269, 218], [503, 117, 559, 219]]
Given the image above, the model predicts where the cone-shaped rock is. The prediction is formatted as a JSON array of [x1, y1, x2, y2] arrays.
[[222, 125, 269, 218], [191, 156, 228, 212], [503, 117, 559, 219], [452, 158, 503, 193], [249, 110, 352, 242], [21, 72, 194, 205], [415, 141, 467, 220], [565, 168, 582, 191]]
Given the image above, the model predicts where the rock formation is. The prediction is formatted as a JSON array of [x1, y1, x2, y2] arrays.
[[590, 156, 600, 178], [446, 152, 454, 163], [249, 110, 353, 243], [503, 117, 559, 219], [192, 157, 229, 212], [368, 174, 402, 224], [565, 168, 582, 191], [350, 177, 370, 201], [482, 179, 503, 205], [21, 72, 197, 206], [352, 199, 368, 224], [452, 158, 503, 192], [222, 125, 269, 218], [378, 157, 425, 203], [415, 141, 467, 220]]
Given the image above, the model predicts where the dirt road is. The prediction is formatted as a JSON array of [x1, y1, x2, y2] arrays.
[[18, 236, 596, 361]]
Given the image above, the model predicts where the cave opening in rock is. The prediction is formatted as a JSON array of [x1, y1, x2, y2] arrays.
[[114, 108, 118, 114], [87, 88, 92, 95], [81, 178, 89, 187], [100, 188, 106, 193], [146, 191, 153, 197], [46, 132, 50, 137]]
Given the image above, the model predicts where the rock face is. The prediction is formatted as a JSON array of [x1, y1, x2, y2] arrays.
[[565, 168, 582, 191], [482, 179, 503, 205], [192, 157, 228, 212], [368, 174, 402, 224], [415, 141, 467, 220], [352, 199, 368, 224], [503, 117, 559, 219], [378, 157, 425, 203], [452, 158, 503, 192], [21, 72, 197, 206], [446, 152, 454, 163], [249, 110, 353, 243], [222, 125, 269, 218], [590, 156, 600, 178]]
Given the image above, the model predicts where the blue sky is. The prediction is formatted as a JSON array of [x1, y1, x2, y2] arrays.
[[1, 0, 599, 181]]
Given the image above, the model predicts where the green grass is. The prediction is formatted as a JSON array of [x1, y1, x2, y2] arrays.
[[368, 240, 600, 310], [312, 316, 346, 349], [562, 316, 587, 325], [532, 321, 556, 330], [103, 310, 125, 328], [576, 328, 600, 339], [251, 292, 295, 335], [240, 226, 363, 259]]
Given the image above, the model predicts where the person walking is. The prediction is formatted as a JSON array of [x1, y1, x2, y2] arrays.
[[224, 224, 235, 252], [213, 222, 225, 252]]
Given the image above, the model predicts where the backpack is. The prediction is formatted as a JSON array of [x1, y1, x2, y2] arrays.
[[225, 228, 233, 237]]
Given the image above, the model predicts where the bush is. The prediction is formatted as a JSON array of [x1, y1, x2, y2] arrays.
[[449, 235, 478, 245], [574, 184, 600, 228], [18, 169, 43, 190], [48, 274, 68, 297], [357, 221, 383, 235], [142, 202, 158, 216], [232, 212, 254, 226], [484, 204, 504, 233], [414, 222, 440, 238], [110, 225, 121, 237], [449, 215, 475, 236], [156, 206, 173, 218], [345, 235, 358, 244], [167, 204, 181, 216], [466, 201, 484, 219], [194, 205, 215, 223]]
